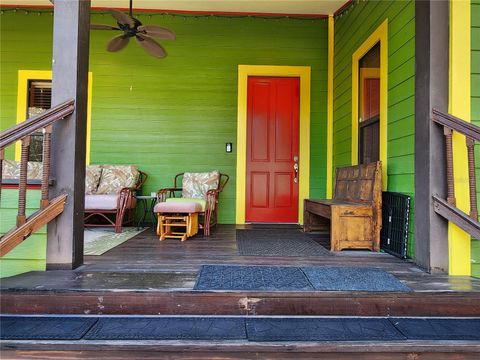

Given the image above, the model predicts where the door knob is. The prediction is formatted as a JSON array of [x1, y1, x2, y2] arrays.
[[294, 162, 299, 183]]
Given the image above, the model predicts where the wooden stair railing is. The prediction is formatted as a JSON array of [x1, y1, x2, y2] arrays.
[[0, 100, 75, 257], [432, 108, 480, 238]]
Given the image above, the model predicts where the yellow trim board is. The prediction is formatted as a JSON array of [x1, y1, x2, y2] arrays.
[[351, 19, 388, 190], [448, 0, 471, 276], [326, 15, 334, 199], [15, 70, 93, 164], [236, 65, 311, 224]]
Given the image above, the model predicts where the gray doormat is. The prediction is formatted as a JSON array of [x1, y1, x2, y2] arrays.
[[390, 318, 480, 340], [84, 317, 246, 340], [194, 265, 410, 292], [194, 265, 313, 291], [0, 316, 97, 340], [246, 317, 405, 341], [236, 229, 331, 257], [303, 267, 411, 292], [2, 316, 478, 342]]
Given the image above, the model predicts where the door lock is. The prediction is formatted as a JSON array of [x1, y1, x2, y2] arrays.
[[294, 162, 299, 183]]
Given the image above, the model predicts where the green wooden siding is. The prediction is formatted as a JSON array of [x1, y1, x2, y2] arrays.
[[0, 11, 329, 225], [472, 0, 480, 278], [0, 189, 47, 278], [333, 0, 416, 257]]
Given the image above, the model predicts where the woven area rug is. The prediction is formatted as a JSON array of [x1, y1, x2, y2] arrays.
[[84, 227, 147, 255], [236, 229, 331, 257]]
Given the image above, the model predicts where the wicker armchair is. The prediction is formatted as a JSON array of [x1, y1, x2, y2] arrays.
[[157, 171, 229, 235], [84, 165, 147, 233]]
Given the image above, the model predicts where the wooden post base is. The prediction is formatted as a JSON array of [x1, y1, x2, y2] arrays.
[[157, 213, 199, 241]]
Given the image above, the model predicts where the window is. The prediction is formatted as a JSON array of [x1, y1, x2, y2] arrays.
[[358, 43, 380, 165], [350, 19, 388, 190], [27, 80, 52, 162], [16, 70, 93, 164]]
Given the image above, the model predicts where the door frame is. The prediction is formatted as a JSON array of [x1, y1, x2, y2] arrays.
[[236, 65, 311, 224]]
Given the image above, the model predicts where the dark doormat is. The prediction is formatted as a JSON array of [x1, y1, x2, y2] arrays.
[[236, 229, 331, 257], [194, 265, 313, 291], [246, 318, 405, 341], [194, 265, 410, 292], [390, 318, 480, 340], [84, 317, 246, 340], [0, 316, 97, 340], [302, 266, 411, 292]]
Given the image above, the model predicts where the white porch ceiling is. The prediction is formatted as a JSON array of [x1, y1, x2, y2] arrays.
[[0, 0, 348, 16]]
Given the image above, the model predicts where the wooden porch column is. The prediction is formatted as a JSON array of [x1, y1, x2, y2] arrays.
[[47, 0, 90, 269], [414, 0, 449, 273]]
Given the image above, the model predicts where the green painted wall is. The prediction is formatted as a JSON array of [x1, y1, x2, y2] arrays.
[[0, 189, 47, 278], [472, 0, 480, 278], [333, 0, 415, 257], [0, 10, 329, 225]]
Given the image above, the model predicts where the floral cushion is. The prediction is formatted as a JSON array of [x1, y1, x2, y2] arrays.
[[2, 160, 43, 180], [182, 171, 219, 199], [85, 165, 102, 194], [96, 165, 139, 194]]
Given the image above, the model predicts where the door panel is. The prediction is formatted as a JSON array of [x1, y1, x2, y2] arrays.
[[246, 76, 300, 222], [250, 172, 269, 208]]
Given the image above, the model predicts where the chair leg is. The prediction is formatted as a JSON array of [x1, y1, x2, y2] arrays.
[[204, 210, 211, 236]]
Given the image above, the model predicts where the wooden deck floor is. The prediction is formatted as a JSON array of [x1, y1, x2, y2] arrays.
[[3, 225, 480, 317], [79, 224, 480, 293]]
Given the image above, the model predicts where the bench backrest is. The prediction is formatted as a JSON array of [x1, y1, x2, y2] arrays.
[[333, 161, 382, 205]]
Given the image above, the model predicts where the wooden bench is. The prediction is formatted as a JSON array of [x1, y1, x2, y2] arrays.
[[304, 161, 382, 251]]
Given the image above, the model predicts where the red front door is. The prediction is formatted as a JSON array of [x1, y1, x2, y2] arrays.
[[246, 76, 300, 223]]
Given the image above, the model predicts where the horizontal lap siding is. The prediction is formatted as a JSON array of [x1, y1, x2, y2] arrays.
[[333, 0, 415, 257], [0, 12, 328, 224], [0, 189, 47, 278], [472, 0, 480, 278]]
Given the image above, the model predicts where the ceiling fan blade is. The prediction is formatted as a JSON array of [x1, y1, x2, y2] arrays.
[[137, 25, 176, 40], [90, 23, 120, 30], [110, 9, 135, 27], [107, 34, 130, 52], [135, 34, 167, 58]]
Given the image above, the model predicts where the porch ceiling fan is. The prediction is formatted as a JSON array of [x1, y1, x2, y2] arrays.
[[90, 0, 175, 59]]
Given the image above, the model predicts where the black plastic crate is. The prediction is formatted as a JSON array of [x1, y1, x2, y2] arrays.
[[381, 192, 410, 259]]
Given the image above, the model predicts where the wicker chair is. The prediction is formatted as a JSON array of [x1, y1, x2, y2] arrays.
[[156, 171, 229, 236], [84, 165, 147, 233]]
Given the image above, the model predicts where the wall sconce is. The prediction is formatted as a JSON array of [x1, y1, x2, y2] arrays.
[[226, 142, 233, 153]]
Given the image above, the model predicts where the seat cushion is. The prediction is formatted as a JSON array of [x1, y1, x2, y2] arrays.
[[85, 165, 102, 194], [2, 160, 43, 180], [166, 197, 207, 212], [96, 165, 139, 194], [85, 194, 137, 211], [154, 201, 202, 214], [182, 171, 219, 199]]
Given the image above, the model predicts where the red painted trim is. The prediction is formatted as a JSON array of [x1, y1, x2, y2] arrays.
[[0, 4, 53, 9], [1, 184, 41, 190], [334, 0, 353, 16], [0, 4, 328, 18]]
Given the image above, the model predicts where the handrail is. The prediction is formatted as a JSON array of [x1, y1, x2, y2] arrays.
[[432, 108, 480, 141], [432, 108, 480, 239], [0, 99, 74, 257], [0, 99, 75, 149]]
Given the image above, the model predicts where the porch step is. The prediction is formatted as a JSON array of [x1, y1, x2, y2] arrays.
[[2, 270, 480, 317], [1, 315, 479, 359]]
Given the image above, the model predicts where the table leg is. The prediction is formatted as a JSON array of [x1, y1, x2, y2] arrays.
[[137, 198, 148, 229]]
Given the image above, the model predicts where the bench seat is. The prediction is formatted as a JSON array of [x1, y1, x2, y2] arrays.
[[304, 162, 382, 252]]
